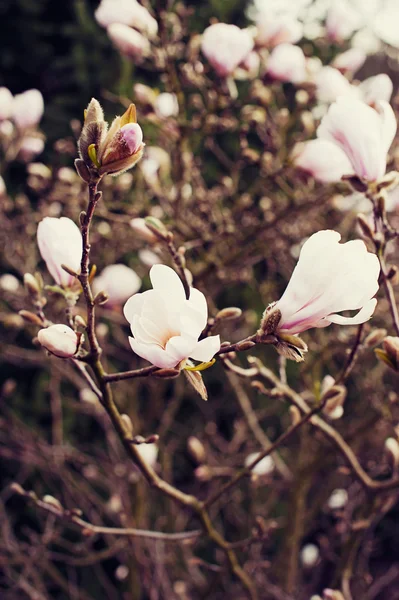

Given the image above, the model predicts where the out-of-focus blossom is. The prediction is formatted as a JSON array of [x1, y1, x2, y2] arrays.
[[332, 48, 367, 73], [255, 11, 302, 47], [93, 264, 141, 306], [314, 66, 358, 104], [123, 264, 220, 369], [270, 230, 380, 335], [245, 452, 274, 476], [374, 4, 399, 48], [13, 89, 44, 130], [138, 249, 162, 266], [140, 146, 171, 186], [95, 0, 158, 38], [130, 218, 158, 243], [320, 375, 347, 420], [38, 324, 80, 358], [107, 23, 150, 59], [317, 97, 397, 182], [0, 87, 13, 120], [136, 443, 158, 467], [0, 274, 19, 292], [239, 51, 261, 78], [359, 74, 393, 107], [78, 99, 144, 177], [37, 217, 83, 288], [266, 43, 307, 83], [19, 136, 45, 161], [0, 175, 6, 197], [328, 488, 348, 510], [326, 0, 361, 42], [300, 544, 319, 568], [201, 23, 254, 77], [154, 93, 179, 119], [292, 139, 354, 183]]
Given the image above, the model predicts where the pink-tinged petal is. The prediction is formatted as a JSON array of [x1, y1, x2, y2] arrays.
[[326, 298, 377, 326], [190, 335, 221, 362], [37, 217, 82, 288], [332, 48, 366, 73], [314, 66, 358, 104], [359, 74, 393, 106], [293, 139, 355, 182], [377, 100, 397, 156], [38, 324, 79, 358], [150, 264, 186, 305], [267, 43, 307, 83], [129, 337, 178, 368]]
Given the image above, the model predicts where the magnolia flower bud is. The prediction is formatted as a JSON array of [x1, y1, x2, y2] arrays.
[[92, 264, 141, 307], [376, 337, 399, 372], [154, 93, 179, 119], [187, 436, 206, 464], [267, 43, 307, 84], [13, 89, 44, 130], [245, 452, 274, 476], [364, 329, 387, 348], [38, 324, 81, 358], [385, 437, 399, 470], [300, 544, 319, 568], [37, 217, 83, 288], [215, 307, 242, 321], [328, 488, 348, 510], [201, 23, 254, 77], [136, 442, 158, 468], [24, 273, 40, 296]]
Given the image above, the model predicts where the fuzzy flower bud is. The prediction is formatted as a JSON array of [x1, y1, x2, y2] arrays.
[[38, 324, 81, 358], [78, 99, 144, 178]]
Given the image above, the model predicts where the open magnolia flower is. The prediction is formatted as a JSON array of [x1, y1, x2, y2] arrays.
[[123, 265, 220, 369], [259, 230, 380, 359]]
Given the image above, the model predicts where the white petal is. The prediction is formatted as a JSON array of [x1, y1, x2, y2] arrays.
[[190, 335, 221, 362], [150, 264, 186, 305], [293, 139, 355, 182], [129, 337, 178, 368], [326, 298, 377, 325], [165, 335, 198, 364], [377, 100, 397, 156]]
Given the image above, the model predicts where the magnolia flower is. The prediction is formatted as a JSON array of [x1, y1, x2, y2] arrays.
[[326, 0, 361, 42], [266, 43, 307, 84], [314, 66, 358, 104], [300, 544, 319, 568], [328, 488, 348, 510], [0, 87, 13, 120], [332, 48, 367, 73], [93, 264, 141, 306], [38, 324, 80, 358], [95, 0, 158, 37], [13, 89, 44, 130], [292, 139, 354, 183], [154, 93, 179, 119], [123, 265, 220, 369], [268, 230, 380, 335], [107, 23, 150, 59], [136, 443, 158, 467], [139, 146, 171, 186], [255, 12, 303, 47], [37, 217, 83, 288], [19, 136, 45, 161], [77, 99, 144, 177], [130, 217, 158, 243], [201, 23, 254, 77], [316, 97, 397, 182], [359, 74, 393, 107]]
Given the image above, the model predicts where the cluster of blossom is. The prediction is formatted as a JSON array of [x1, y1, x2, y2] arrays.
[[0, 87, 45, 173]]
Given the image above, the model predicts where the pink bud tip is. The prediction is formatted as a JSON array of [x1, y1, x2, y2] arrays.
[[120, 123, 143, 155]]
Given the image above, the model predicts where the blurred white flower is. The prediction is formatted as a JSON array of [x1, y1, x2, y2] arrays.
[[245, 452, 274, 476], [19, 136, 45, 161], [107, 23, 150, 59], [314, 66, 359, 104], [267, 43, 307, 83], [359, 74, 393, 107], [274, 230, 380, 335], [0, 274, 19, 292], [136, 443, 158, 467], [300, 543, 319, 568], [13, 89, 44, 130], [201, 23, 254, 77], [328, 488, 348, 510], [0, 87, 13, 120], [93, 264, 141, 307], [255, 10, 303, 47], [292, 139, 354, 183], [326, 0, 362, 42], [332, 48, 367, 73], [95, 0, 158, 37], [154, 93, 179, 119], [138, 248, 162, 266], [123, 265, 220, 369]]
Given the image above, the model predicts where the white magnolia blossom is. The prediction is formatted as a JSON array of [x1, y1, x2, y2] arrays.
[[38, 324, 80, 358], [107, 23, 150, 59], [300, 544, 319, 568], [332, 48, 367, 73], [326, 0, 362, 42], [274, 230, 380, 335], [266, 43, 307, 83], [37, 217, 83, 288], [314, 66, 358, 104], [136, 443, 158, 467], [359, 74, 393, 107], [154, 93, 179, 119], [255, 11, 303, 47], [13, 89, 44, 130], [93, 264, 141, 306], [123, 265, 220, 369], [292, 139, 354, 183], [95, 0, 158, 38], [316, 97, 397, 182], [201, 23, 254, 77]]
